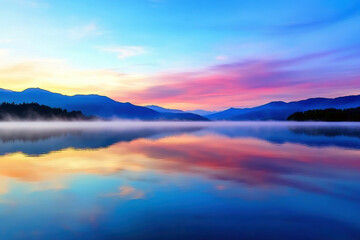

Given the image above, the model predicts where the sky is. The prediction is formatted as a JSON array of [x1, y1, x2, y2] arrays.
[[0, 0, 359, 110]]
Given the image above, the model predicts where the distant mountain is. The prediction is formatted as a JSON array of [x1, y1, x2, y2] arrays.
[[207, 95, 360, 120], [146, 105, 218, 116], [146, 105, 185, 113], [187, 109, 219, 116], [0, 88, 208, 121]]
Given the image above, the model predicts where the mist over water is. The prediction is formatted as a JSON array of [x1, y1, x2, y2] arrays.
[[1, 120, 360, 129], [0, 121, 359, 240]]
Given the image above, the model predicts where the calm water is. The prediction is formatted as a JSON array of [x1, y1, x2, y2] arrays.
[[0, 122, 360, 240]]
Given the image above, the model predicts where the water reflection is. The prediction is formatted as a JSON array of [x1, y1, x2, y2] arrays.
[[0, 124, 203, 155], [0, 122, 359, 240], [0, 122, 359, 155]]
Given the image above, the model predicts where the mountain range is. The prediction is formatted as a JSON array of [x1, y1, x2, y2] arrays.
[[146, 105, 217, 116], [0, 88, 359, 121], [206, 95, 360, 120], [0, 88, 207, 121]]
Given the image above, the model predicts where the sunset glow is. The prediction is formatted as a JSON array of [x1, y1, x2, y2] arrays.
[[1, 1, 360, 238], [1, 0, 359, 110]]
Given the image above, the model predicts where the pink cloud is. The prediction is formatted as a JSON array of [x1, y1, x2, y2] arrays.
[[117, 49, 360, 110]]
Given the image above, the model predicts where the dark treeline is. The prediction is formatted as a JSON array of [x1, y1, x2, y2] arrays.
[[0, 102, 93, 121], [287, 107, 360, 122]]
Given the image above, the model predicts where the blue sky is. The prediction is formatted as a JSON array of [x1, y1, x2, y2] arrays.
[[0, 0, 359, 109]]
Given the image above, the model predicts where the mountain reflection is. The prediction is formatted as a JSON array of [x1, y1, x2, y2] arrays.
[[208, 124, 360, 149], [1, 122, 360, 240], [0, 124, 203, 155], [0, 123, 359, 156], [0, 122, 359, 197]]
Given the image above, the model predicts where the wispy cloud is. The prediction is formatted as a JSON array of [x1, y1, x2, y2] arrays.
[[99, 46, 147, 59], [0, 39, 12, 45], [199, 2, 360, 34], [69, 22, 103, 39], [215, 55, 227, 61], [275, 2, 360, 32]]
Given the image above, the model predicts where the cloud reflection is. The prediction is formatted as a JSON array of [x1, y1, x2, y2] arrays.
[[0, 123, 359, 198], [102, 186, 145, 199]]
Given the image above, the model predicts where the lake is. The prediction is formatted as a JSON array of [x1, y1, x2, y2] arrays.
[[0, 121, 359, 240]]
